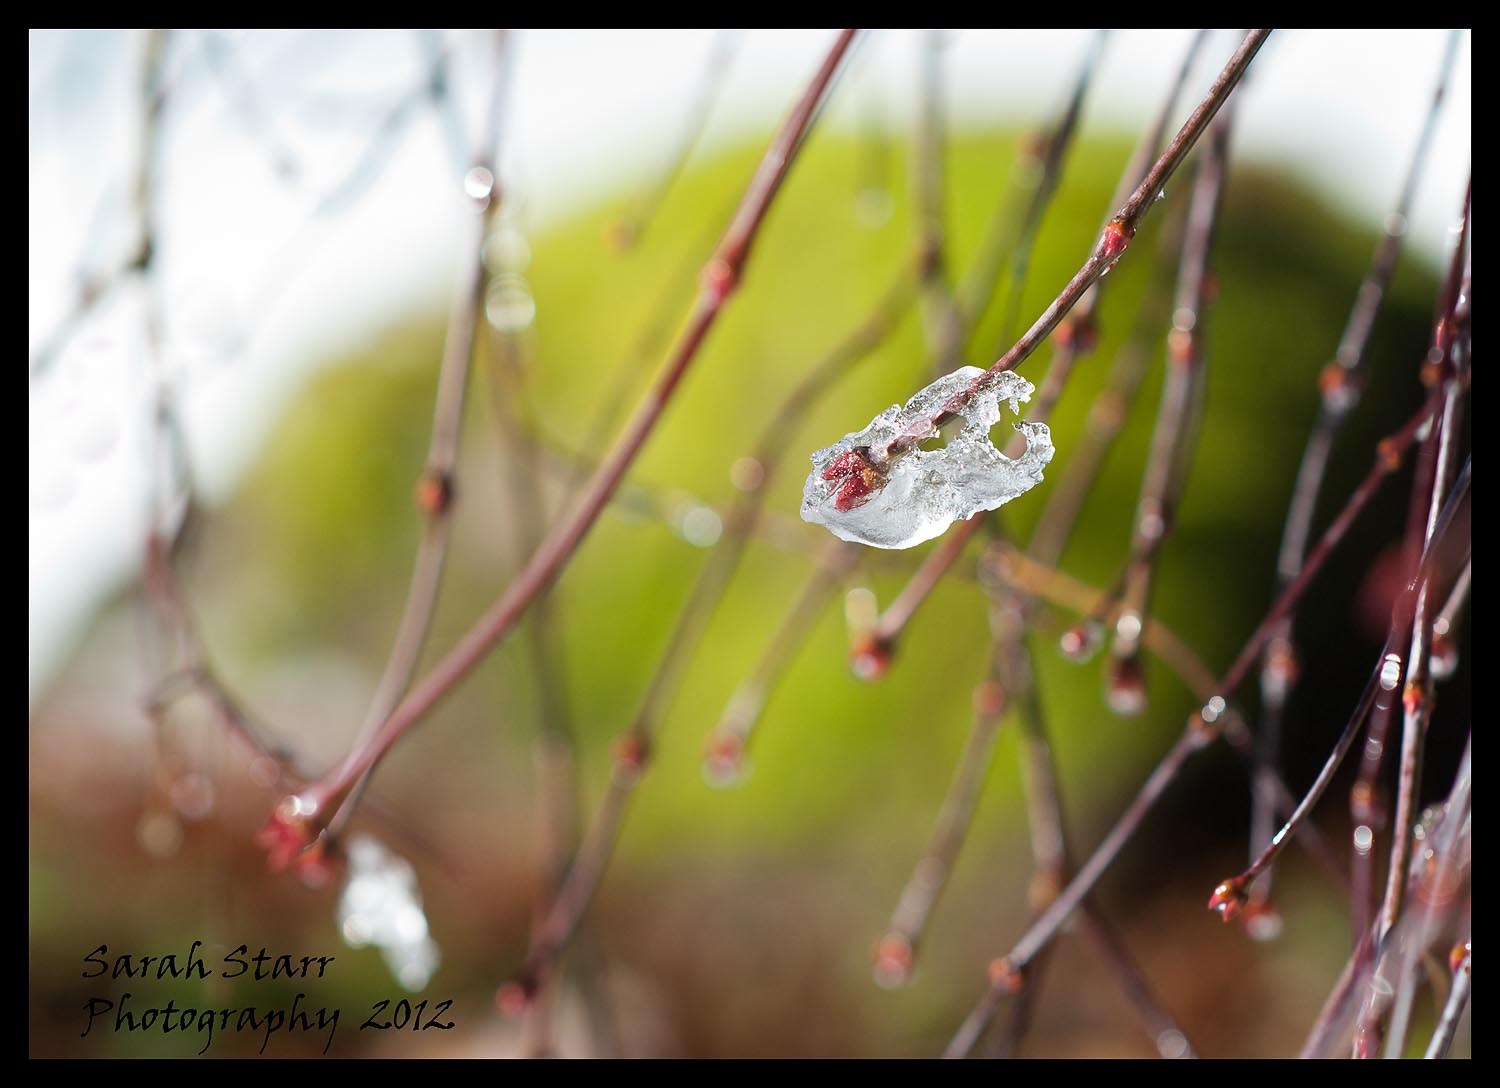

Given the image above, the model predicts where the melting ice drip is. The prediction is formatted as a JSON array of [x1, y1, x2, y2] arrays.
[[801, 367, 1054, 549], [337, 835, 441, 991]]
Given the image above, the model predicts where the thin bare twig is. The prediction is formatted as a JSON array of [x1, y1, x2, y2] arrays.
[[988, 543, 1349, 892], [479, 190, 607, 1057], [913, 29, 963, 375], [118, 30, 451, 881], [200, 31, 302, 183], [525, 211, 920, 885], [1342, 183, 1473, 1057], [990, 29, 1110, 349], [1300, 928, 1376, 1058], [860, 30, 1208, 663], [501, 537, 859, 1017], [323, 31, 512, 848], [1104, 90, 1236, 716], [1027, 258, 1181, 571], [560, 192, 744, 501], [874, 633, 1012, 983], [1429, 559, 1469, 677], [1373, 178, 1470, 947], [30, 30, 169, 378], [943, 386, 1448, 1053], [987, 569, 1195, 1059], [608, 30, 740, 252], [258, 31, 862, 862], [1425, 940, 1471, 1059], [311, 34, 458, 217], [1215, 457, 1469, 905], [1353, 734, 1470, 1058], [705, 541, 862, 778], [1255, 35, 1459, 910], [1346, 174, 1470, 948], [878, 30, 1269, 471]]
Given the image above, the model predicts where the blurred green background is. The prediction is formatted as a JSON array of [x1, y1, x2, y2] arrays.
[[29, 123, 1469, 1057]]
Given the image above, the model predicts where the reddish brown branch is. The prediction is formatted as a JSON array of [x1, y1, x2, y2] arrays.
[[860, 31, 1209, 663], [1106, 95, 1237, 714], [913, 29, 963, 376], [609, 30, 740, 252], [260, 30, 862, 858], [943, 387, 1446, 1052], [1425, 939, 1471, 1059], [1372, 178, 1470, 947], [518, 541, 858, 1002], [990, 29, 1110, 349], [1217, 458, 1468, 902], [327, 31, 512, 846], [879, 30, 1269, 470], [704, 542, 860, 777], [988, 543, 1348, 892], [1349, 175, 1470, 944], [1352, 734, 1470, 1057]]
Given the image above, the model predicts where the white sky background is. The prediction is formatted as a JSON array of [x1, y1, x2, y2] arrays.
[[28, 29, 1472, 701]]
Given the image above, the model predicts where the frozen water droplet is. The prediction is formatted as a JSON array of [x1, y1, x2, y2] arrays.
[[677, 504, 722, 548], [337, 835, 441, 990], [1060, 621, 1101, 662], [1429, 633, 1459, 680], [486, 275, 536, 332], [1157, 1028, 1189, 1058], [464, 166, 495, 203], [800, 367, 1054, 549]]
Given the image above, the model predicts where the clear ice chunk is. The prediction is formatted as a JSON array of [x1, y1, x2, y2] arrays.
[[800, 366, 1054, 550], [337, 835, 441, 991]]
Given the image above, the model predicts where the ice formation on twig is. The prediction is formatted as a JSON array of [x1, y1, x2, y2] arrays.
[[801, 367, 1054, 549], [337, 835, 441, 991]]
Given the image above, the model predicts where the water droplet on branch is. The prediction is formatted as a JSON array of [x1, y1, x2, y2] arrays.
[[337, 835, 441, 991], [463, 166, 495, 203]]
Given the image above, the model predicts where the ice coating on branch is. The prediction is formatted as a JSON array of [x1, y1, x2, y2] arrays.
[[337, 835, 441, 991], [800, 367, 1054, 549]]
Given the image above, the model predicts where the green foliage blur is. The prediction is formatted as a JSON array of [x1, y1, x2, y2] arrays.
[[31, 125, 1464, 1057]]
